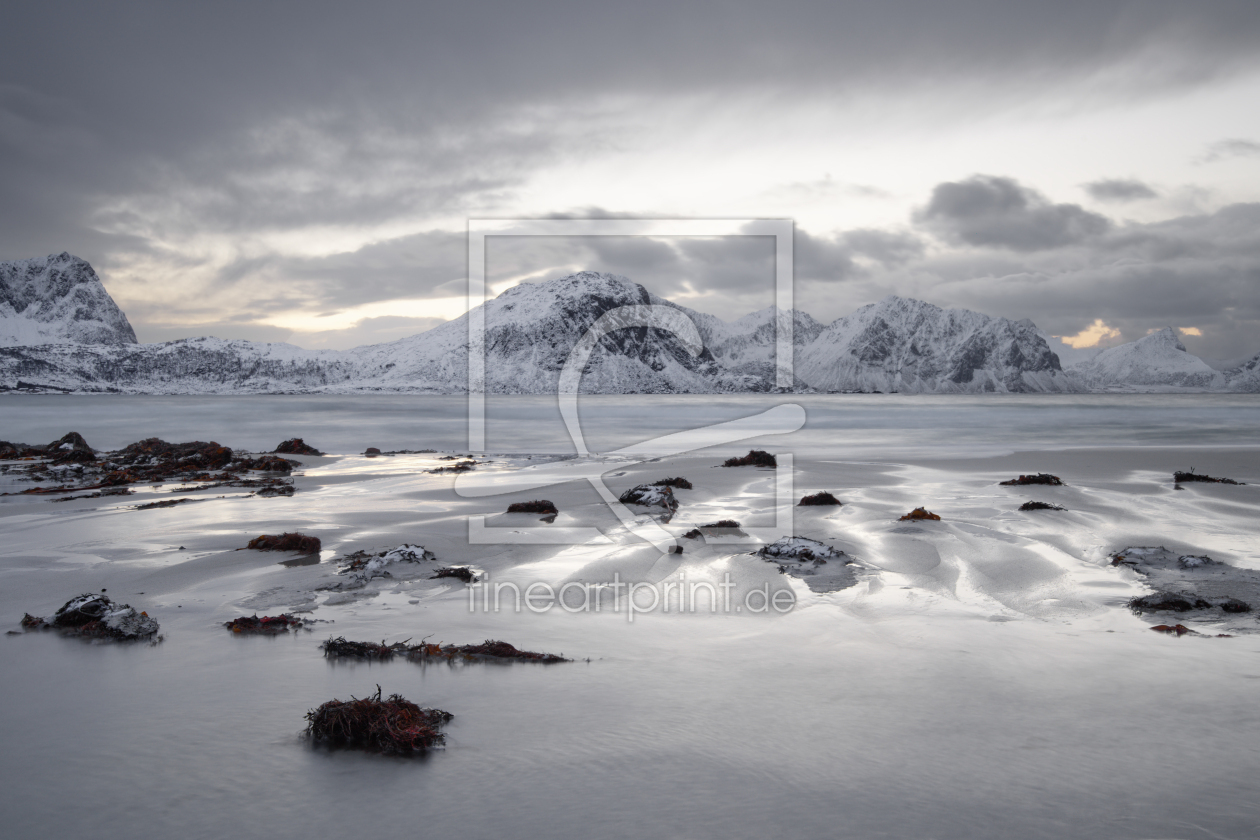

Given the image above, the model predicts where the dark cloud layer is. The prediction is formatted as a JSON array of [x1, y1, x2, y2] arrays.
[[917, 175, 1112, 251], [4, 2, 1260, 356], [1084, 179, 1160, 202], [5, 1, 1260, 263]]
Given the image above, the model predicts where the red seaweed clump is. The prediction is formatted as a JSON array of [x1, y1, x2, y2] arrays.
[[722, 450, 777, 468], [305, 686, 452, 755], [225, 614, 310, 633], [899, 507, 941, 521]]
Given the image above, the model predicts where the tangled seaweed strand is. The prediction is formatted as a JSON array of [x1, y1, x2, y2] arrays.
[[652, 477, 693, 489], [722, 450, 777, 468], [322, 637, 569, 664], [305, 685, 452, 755], [899, 507, 941, 521], [1173, 470, 1243, 485], [798, 492, 841, 506], [322, 636, 397, 660]]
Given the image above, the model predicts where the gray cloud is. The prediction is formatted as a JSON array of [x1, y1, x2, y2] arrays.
[[917, 201, 1260, 358], [917, 175, 1113, 251], [1199, 138, 1260, 163], [1084, 178, 1159, 202]]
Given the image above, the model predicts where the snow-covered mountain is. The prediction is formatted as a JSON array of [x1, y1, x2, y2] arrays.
[[1223, 354, 1260, 392], [2, 254, 1254, 395], [796, 296, 1072, 393], [343, 272, 730, 394], [1067, 327, 1224, 391], [0, 253, 137, 346]]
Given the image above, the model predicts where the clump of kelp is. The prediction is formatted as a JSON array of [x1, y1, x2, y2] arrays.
[[305, 685, 452, 755], [321, 636, 568, 663], [246, 532, 322, 553], [798, 492, 841, 506], [722, 450, 777, 468], [682, 519, 745, 539], [1174, 469, 1244, 485], [224, 613, 313, 634], [22, 593, 160, 641], [506, 499, 559, 514], [1019, 501, 1066, 511], [899, 507, 941, 521], [652, 477, 693, 489], [1000, 473, 1064, 486], [431, 566, 478, 583]]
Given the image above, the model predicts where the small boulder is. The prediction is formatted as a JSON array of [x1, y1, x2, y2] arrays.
[[618, 484, 679, 512]]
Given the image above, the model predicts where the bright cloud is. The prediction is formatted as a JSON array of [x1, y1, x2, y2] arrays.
[[1057, 319, 1122, 348]]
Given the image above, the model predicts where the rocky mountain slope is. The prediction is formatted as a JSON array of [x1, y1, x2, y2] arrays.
[[0, 253, 137, 346], [797, 296, 1071, 393]]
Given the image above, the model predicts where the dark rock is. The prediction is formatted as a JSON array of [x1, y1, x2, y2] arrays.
[[799, 492, 841, 506], [364, 447, 382, 456], [1000, 473, 1064, 486], [274, 438, 323, 456], [431, 566, 477, 582], [23, 593, 159, 640], [246, 532, 322, 553], [1128, 592, 1211, 613], [618, 484, 679, 511]]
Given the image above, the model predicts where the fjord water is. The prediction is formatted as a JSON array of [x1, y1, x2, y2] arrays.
[[2, 394, 1259, 840]]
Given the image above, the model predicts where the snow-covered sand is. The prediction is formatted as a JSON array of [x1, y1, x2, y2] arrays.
[[2, 395, 1259, 838]]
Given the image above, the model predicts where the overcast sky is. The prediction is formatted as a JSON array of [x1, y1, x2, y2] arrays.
[[4, 0, 1260, 358]]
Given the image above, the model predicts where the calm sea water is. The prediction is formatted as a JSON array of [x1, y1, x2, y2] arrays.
[[2, 393, 1259, 456]]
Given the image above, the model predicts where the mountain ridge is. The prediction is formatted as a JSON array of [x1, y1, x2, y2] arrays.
[[1, 255, 1254, 394]]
